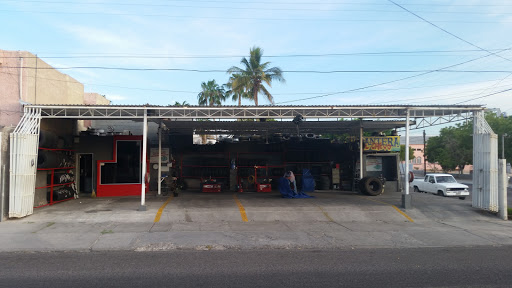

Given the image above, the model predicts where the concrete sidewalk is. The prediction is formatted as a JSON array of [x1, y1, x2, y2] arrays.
[[1, 190, 512, 252]]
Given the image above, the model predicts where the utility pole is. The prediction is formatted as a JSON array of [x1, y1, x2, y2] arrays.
[[423, 129, 426, 176], [502, 133, 508, 159]]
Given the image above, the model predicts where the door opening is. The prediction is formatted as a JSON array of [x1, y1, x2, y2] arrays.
[[79, 154, 93, 193]]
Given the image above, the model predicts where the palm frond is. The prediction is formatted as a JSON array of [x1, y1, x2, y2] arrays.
[[225, 46, 284, 106]]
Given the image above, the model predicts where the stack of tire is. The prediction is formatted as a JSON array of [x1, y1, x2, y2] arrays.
[[37, 131, 73, 168], [358, 176, 384, 196]]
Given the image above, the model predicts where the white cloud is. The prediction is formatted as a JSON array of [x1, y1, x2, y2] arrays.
[[105, 94, 127, 101], [60, 25, 133, 49]]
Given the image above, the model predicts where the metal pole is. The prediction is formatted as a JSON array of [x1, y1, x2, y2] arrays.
[[502, 133, 507, 159], [0, 132, 2, 222], [19, 57, 23, 101], [423, 129, 426, 176], [34, 54, 38, 103], [157, 123, 162, 196], [402, 109, 411, 209], [0, 165, 4, 222], [498, 159, 508, 220], [139, 109, 148, 211], [359, 125, 363, 179]]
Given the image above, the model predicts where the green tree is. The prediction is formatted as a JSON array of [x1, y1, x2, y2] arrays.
[[197, 80, 226, 106], [423, 111, 511, 172], [399, 145, 415, 161], [425, 122, 473, 173], [485, 112, 512, 161], [423, 136, 444, 172], [227, 46, 285, 106]]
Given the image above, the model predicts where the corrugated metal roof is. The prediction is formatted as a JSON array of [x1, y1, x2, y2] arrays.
[[28, 104, 485, 108]]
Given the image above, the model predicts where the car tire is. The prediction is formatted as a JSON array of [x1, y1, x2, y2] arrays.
[[413, 186, 421, 192], [437, 190, 445, 197], [459, 197, 466, 200]]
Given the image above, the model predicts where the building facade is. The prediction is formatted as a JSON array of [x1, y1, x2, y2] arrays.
[[1, 49, 110, 218], [0, 50, 87, 127]]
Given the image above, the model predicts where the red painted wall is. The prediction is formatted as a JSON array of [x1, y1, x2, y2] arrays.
[[96, 135, 148, 197]]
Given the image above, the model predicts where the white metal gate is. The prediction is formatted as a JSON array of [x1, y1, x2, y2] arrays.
[[9, 107, 41, 218], [472, 111, 498, 212]]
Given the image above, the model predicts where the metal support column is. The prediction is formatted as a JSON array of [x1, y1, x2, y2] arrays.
[[139, 108, 148, 211], [158, 123, 162, 196], [0, 132, 3, 222], [359, 125, 363, 180], [502, 133, 508, 159], [498, 159, 508, 220], [402, 109, 412, 209]]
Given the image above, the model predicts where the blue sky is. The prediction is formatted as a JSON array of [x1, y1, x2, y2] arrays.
[[1, 0, 512, 134]]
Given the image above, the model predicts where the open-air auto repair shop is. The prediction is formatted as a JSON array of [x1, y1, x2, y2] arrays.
[[4, 104, 503, 219]]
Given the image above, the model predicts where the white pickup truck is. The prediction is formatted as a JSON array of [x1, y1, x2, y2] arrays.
[[411, 173, 470, 200]]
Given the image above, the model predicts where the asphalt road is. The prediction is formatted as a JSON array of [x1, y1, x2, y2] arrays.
[[2, 246, 512, 288]]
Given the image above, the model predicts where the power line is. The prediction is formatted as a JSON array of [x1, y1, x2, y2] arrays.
[[388, 0, 512, 63], [2, 0, 512, 14], [275, 48, 512, 104], [367, 82, 512, 105], [0, 49, 505, 59], [0, 70, 200, 93], [5, 0, 512, 7], [455, 88, 512, 104], [4, 70, 510, 97], [0, 9, 510, 23], [4, 66, 512, 73]]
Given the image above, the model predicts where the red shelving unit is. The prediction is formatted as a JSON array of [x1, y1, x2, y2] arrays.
[[35, 147, 76, 208], [35, 166, 75, 208]]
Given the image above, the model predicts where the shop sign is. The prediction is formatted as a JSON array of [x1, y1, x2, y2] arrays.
[[363, 136, 400, 152], [366, 157, 383, 171], [150, 148, 169, 163]]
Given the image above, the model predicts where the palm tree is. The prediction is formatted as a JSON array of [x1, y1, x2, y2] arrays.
[[173, 100, 189, 106], [227, 46, 285, 106], [197, 80, 226, 106], [225, 74, 252, 106]]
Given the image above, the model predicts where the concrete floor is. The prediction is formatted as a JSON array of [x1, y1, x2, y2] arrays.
[[1, 189, 511, 252]]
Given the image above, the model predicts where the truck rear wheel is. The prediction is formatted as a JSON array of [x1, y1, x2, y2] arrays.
[[413, 186, 421, 192]]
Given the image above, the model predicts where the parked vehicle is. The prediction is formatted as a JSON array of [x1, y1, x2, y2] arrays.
[[411, 173, 469, 200]]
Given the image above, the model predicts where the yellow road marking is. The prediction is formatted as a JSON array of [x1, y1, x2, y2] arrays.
[[315, 205, 334, 222], [233, 194, 248, 222], [390, 205, 415, 223], [154, 195, 173, 223], [359, 196, 414, 223]]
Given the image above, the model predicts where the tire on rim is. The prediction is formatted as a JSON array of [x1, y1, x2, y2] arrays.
[[437, 190, 445, 197], [413, 186, 421, 192], [359, 177, 384, 196]]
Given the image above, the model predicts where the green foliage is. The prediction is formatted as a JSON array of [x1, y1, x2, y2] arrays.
[[425, 121, 472, 173], [423, 111, 512, 173], [484, 112, 512, 161], [172, 101, 189, 106], [197, 80, 227, 106], [324, 133, 351, 143], [399, 145, 415, 161], [225, 74, 252, 106], [227, 46, 285, 106]]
